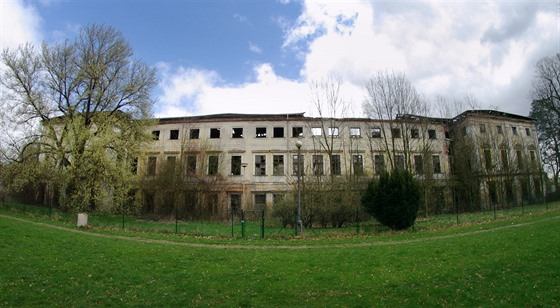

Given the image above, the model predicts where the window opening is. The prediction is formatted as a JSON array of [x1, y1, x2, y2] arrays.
[[170, 129, 179, 140], [330, 155, 341, 175], [273, 127, 284, 138], [350, 127, 361, 138], [189, 129, 199, 139], [210, 128, 221, 139], [147, 156, 157, 175], [292, 127, 303, 138], [232, 128, 243, 138], [231, 156, 242, 176], [312, 127, 322, 136], [273, 155, 284, 176], [256, 127, 267, 138], [414, 155, 423, 174], [371, 127, 381, 138], [410, 128, 420, 139], [328, 127, 339, 137], [353, 155, 363, 175], [152, 130, 160, 140], [432, 155, 441, 174], [208, 155, 219, 175], [255, 155, 266, 175], [428, 129, 436, 139], [374, 154, 385, 174], [312, 155, 324, 175]]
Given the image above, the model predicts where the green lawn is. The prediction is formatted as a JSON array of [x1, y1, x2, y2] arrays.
[[1, 207, 559, 306]]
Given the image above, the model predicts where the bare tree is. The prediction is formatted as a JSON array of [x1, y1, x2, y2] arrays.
[[363, 70, 427, 171], [530, 53, 560, 191]]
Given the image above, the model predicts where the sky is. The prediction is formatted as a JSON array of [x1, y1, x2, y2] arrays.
[[1, 0, 559, 119]]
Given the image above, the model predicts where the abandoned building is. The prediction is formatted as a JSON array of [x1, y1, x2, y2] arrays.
[[139, 110, 544, 217]]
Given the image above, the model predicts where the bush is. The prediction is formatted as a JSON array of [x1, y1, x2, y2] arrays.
[[361, 169, 421, 230]]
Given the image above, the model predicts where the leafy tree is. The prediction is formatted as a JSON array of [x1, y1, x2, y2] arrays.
[[0, 24, 157, 212], [530, 53, 560, 191], [361, 169, 421, 230]]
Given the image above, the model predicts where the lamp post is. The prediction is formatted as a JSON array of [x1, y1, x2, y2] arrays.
[[295, 139, 303, 235]]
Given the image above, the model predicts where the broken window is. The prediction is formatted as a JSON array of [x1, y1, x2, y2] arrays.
[[185, 155, 197, 175], [479, 124, 486, 133], [350, 127, 361, 138], [312, 155, 324, 175], [208, 155, 219, 175], [210, 128, 220, 139], [428, 129, 436, 139], [497, 125, 503, 134], [255, 155, 266, 176], [256, 127, 267, 138], [152, 130, 160, 140], [273, 155, 284, 176], [392, 128, 401, 138], [254, 193, 267, 211], [273, 127, 284, 138], [484, 149, 493, 170], [147, 156, 157, 176], [516, 150, 523, 169], [352, 155, 363, 175], [371, 127, 381, 138], [231, 155, 241, 176], [525, 128, 531, 136], [432, 155, 441, 174], [293, 154, 304, 175], [414, 155, 423, 174], [374, 154, 385, 174], [501, 149, 509, 170], [395, 155, 405, 170], [410, 128, 420, 139], [292, 127, 303, 138], [512, 127, 518, 135], [330, 155, 341, 175], [312, 127, 322, 136], [166, 156, 177, 171], [189, 129, 199, 139], [232, 128, 243, 138], [170, 129, 179, 140], [328, 127, 339, 137]]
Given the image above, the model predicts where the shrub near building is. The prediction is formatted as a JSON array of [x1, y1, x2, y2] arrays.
[[362, 169, 421, 230]]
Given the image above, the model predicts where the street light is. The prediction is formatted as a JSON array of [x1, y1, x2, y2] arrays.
[[295, 139, 303, 235]]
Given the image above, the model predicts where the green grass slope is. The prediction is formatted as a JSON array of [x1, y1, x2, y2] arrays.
[[1, 211, 558, 306]]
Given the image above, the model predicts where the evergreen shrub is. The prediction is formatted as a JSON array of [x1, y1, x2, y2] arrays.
[[361, 169, 421, 230]]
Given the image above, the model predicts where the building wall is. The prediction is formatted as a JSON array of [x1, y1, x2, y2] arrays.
[[138, 111, 541, 215]]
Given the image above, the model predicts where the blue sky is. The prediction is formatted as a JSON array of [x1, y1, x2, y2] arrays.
[[1, 0, 559, 118]]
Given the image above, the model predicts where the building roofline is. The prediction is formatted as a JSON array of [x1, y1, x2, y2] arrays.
[[452, 110, 534, 122], [156, 112, 306, 124], [153, 109, 533, 125]]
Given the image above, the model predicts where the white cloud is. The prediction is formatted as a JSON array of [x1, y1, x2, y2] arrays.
[[280, 0, 559, 116], [0, 0, 42, 50], [155, 63, 314, 118], [249, 42, 262, 54], [156, 0, 558, 119]]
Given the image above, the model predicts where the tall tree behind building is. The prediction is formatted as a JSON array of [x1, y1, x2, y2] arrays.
[[530, 53, 560, 191], [0, 24, 158, 212]]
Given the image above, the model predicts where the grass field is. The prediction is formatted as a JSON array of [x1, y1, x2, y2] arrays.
[[1, 207, 559, 306]]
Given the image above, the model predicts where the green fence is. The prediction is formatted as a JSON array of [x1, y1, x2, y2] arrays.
[[1, 200, 558, 239]]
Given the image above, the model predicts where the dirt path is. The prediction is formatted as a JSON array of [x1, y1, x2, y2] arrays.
[[1, 213, 558, 250]]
